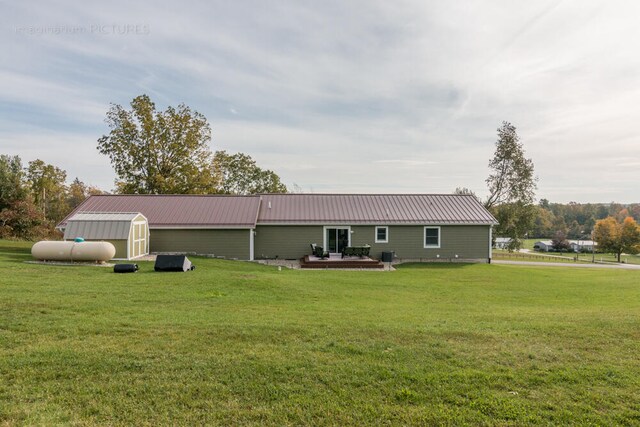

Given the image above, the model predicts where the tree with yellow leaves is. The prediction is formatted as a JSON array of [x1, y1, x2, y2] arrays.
[[594, 216, 640, 262]]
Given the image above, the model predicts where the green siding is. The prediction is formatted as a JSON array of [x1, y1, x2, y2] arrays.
[[254, 226, 323, 260], [351, 225, 490, 260], [150, 229, 250, 260], [254, 224, 490, 261]]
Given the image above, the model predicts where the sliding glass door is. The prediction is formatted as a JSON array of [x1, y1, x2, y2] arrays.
[[325, 227, 350, 253]]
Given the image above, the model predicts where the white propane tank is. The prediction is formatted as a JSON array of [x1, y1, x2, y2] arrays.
[[31, 241, 116, 262]]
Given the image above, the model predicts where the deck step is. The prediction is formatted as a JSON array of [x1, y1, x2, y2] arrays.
[[300, 255, 385, 269]]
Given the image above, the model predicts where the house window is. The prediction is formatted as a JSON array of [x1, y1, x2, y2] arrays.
[[424, 226, 441, 248], [375, 226, 388, 243]]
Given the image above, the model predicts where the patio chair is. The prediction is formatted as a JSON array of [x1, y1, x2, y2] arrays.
[[310, 243, 329, 259]]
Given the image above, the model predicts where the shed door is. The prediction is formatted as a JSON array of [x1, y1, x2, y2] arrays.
[[133, 221, 148, 257]]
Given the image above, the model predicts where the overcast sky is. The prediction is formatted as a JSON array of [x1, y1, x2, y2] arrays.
[[2, 0, 639, 202]]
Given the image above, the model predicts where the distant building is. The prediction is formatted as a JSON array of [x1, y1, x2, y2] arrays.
[[494, 237, 512, 249], [534, 240, 554, 252], [569, 240, 596, 253], [534, 239, 597, 252]]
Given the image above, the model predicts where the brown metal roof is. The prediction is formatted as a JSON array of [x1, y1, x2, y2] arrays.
[[58, 195, 261, 228], [58, 193, 497, 229], [256, 194, 497, 225]]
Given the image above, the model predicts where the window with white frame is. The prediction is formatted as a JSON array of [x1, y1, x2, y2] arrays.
[[375, 226, 388, 243], [424, 226, 441, 248]]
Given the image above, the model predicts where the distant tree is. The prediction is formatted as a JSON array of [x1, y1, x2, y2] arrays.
[[453, 187, 480, 202], [492, 202, 536, 251], [484, 122, 537, 250], [594, 216, 640, 262], [67, 178, 88, 209], [26, 159, 69, 222], [67, 177, 104, 210], [97, 94, 216, 194], [485, 122, 537, 209], [552, 230, 570, 252], [567, 220, 583, 239], [213, 151, 287, 195], [0, 198, 56, 240], [531, 206, 554, 238], [608, 202, 625, 218], [290, 183, 305, 193], [538, 198, 550, 210], [0, 155, 26, 211], [552, 215, 568, 236], [615, 208, 630, 223], [595, 204, 609, 220]]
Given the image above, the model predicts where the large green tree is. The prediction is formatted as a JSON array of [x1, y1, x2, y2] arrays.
[[213, 151, 287, 195], [97, 94, 216, 194], [485, 122, 537, 251]]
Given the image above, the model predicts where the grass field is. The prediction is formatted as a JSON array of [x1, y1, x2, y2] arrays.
[[2, 240, 640, 425]]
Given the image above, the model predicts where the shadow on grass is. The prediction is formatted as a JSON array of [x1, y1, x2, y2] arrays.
[[394, 262, 474, 270], [0, 245, 33, 263], [2, 254, 33, 263], [0, 245, 33, 255]]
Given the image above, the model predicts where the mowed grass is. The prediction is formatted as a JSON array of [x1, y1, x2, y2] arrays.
[[2, 241, 640, 425]]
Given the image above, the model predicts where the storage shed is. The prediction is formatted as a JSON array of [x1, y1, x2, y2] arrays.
[[62, 212, 149, 260]]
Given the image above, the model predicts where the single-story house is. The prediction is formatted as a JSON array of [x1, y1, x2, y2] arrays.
[[534, 240, 554, 252], [494, 237, 512, 249], [62, 212, 149, 260], [58, 194, 498, 263], [569, 240, 596, 252], [534, 239, 597, 253]]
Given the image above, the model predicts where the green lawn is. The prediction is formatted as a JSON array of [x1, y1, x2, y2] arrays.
[[2, 241, 640, 425]]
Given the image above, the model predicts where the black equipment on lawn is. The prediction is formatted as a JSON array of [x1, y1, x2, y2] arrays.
[[114, 264, 139, 273], [154, 255, 195, 272]]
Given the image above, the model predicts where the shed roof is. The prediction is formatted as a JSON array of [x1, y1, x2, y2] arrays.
[[58, 195, 261, 228], [257, 194, 497, 225], [68, 212, 142, 222], [63, 212, 144, 240]]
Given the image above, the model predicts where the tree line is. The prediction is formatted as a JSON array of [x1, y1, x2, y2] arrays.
[[531, 200, 640, 239], [0, 155, 103, 239]]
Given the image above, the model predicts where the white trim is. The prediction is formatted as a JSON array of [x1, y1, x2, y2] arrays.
[[322, 225, 351, 253], [375, 226, 389, 243], [249, 228, 255, 261], [424, 226, 441, 248]]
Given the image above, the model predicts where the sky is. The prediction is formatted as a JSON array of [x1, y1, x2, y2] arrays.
[[2, 0, 639, 203]]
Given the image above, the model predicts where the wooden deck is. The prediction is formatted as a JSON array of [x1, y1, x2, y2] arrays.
[[300, 254, 384, 269]]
